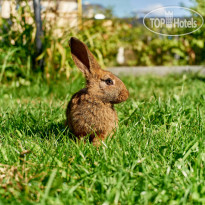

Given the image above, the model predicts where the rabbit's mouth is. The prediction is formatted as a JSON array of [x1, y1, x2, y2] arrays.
[[111, 89, 129, 104]]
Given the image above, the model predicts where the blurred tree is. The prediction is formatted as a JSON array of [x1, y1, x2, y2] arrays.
[[194, 0, 205, 16], [192, 0, 205, 64], [33, 0, 44, 71]]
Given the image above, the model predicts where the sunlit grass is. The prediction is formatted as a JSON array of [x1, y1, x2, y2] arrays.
[[0, 73, 205, 204]]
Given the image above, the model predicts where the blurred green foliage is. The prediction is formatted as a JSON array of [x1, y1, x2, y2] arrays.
[[0, 0, 204, 84]]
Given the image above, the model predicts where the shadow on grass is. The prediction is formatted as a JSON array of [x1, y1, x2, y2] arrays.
[[17, 120, 74, 140], [35, 121, 74, 139], [190, 74, 205, 82]]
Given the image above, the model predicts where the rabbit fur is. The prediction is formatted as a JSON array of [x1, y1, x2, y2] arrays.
[[66, 37, 129, 146]]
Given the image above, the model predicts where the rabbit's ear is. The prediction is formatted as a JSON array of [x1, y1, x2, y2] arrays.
[[69, 37, 100, 77]]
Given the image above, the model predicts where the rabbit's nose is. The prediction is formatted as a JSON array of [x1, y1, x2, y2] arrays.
[[124, 89, 129, 100], [118, 89, 129, 102]]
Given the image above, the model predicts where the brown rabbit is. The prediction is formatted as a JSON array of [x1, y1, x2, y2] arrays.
[[66, 37, 129, 146]]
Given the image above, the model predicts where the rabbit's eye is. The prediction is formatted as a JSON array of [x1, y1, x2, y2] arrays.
[[105, 78, 113, 85]]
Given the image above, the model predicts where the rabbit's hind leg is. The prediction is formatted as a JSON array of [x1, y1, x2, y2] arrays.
[[92, 134, 107, 147]]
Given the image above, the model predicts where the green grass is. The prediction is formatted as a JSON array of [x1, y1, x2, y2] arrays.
[[0, 73, 205, 204]]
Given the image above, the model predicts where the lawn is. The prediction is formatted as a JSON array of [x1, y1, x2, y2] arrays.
[[0, 73, 205, 204]]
